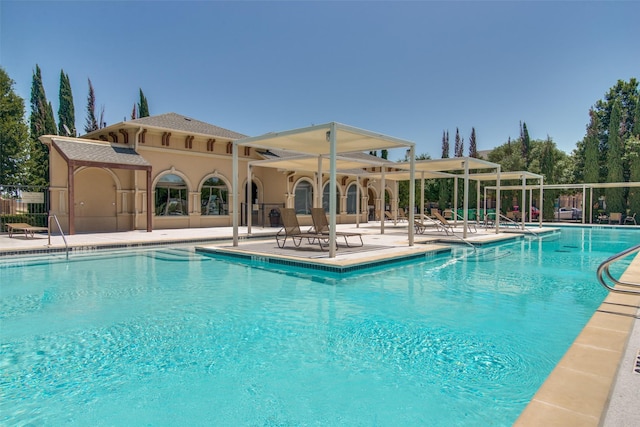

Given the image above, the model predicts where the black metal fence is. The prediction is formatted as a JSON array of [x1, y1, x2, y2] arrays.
[[0, 185, 50, 232]]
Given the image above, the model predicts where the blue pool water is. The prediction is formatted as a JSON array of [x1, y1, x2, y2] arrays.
[[0, 227, 637, 426]]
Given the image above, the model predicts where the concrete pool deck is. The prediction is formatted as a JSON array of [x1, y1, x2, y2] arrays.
[[1, 221, 638, 425]]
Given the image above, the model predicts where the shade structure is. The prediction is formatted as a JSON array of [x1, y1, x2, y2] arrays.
[[472, 171, 544, 229], [367, 157, 502, 237], [232, 122, 416, 257]]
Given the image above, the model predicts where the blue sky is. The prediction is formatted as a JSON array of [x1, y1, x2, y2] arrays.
[[1, 1, 638, 159]]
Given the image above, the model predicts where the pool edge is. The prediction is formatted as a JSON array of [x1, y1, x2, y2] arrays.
[[514, 252, 640, 426]]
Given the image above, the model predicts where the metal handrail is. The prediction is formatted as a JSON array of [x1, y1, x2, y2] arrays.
[[491, 213, 540, 239], [48, 214, 69, 260], [596, 244, 640, 294]]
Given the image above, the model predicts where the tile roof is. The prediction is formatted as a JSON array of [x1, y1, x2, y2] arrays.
[[126, 113, 247, 139], [52, 138, 151, 168]]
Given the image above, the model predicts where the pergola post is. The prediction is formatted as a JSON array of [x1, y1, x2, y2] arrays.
[[247, 163, 252, 234], [495, 167, 501, 234], [232, 141, 239, 246], [463, 160, 469, 238], [521, 174, 526, 229], [408, 145, 415, 246], [328, 122, 337, 258], [380, 167, 385, 234]]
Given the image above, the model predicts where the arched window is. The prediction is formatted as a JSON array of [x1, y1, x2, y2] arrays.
[[346, 183, 358, 214], [201, 176, 229, 215], [294, 180, 313, 214], [155, 174, 188, 216], [322, 183, 340, 213]]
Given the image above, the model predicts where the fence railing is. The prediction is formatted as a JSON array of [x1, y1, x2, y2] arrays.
[[0, 184, 50, 232]]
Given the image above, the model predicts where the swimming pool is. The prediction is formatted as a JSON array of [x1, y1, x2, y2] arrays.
[[0, 227, 636, 426]]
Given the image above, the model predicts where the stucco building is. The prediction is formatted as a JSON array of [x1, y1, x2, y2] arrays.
[[41, 113, 399, 234]]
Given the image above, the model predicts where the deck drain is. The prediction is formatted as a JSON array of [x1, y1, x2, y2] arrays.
[[635, 350, 640, 374]]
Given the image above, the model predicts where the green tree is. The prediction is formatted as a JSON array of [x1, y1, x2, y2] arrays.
[[625, 135, 640, 216], [583, 110, 601, 217], [441, 130, 449, 158], [454, 127, 463, 157], [574, 79, 639, 185], [521, 122, 531, 168], [0, 67, 29, 185], [28, 64, 57, 185], [539, 138, 557, 220], [58, 69, 76, 136], [398, 153, 435, 211], [138, 88, 149, 118], [468, 127, 478, 158], [84, 78, 99, 133], [605, 99, 625, 213]]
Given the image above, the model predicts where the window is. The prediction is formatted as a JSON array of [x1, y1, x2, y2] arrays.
[[322, 183, 340, 213], [346, 184, 358, 214], [155, 174, 188, 216], [201, 177, 229, 216], [294, 180, 313, 214]]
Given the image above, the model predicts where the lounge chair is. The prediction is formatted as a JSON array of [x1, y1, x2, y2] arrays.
[[6, 222, 49, 238], [276, 208, 332, 250], [609, 212, 622, 224], [624, 213, 637, 225], [431, 211, 454, 235], [414, 215, 441, 234], [397, 208, 408, 222], [310, 208, 363, 247], [384, 211, 395, 222]]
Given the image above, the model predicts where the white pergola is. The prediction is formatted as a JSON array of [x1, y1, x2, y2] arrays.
[[370, 157, 503, 238], [232, 122, 416, 258], [475, 171, 544, 228], [486, 181, 640, 224], [245, 152, 393, 232]]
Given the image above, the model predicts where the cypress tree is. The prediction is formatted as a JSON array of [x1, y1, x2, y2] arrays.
[[28, 64, 56, 185], [441, 130, 449, 158], [131, 103, 137, 120], [540, 139, 556, 220], [84, 78, 99, 133], [521, 122, 531, 168], [454, 128, 463, 157], [583, 110, 601, 217], [138, 88, 149, 118], [468, 127, 478, 158], [0, 67, 29, 185], [626, 135, 640, 217], [58, 70, 75, 136], [605, 99, 625, 213]]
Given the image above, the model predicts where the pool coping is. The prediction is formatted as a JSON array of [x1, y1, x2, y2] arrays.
[[514, 252, 640, 426]]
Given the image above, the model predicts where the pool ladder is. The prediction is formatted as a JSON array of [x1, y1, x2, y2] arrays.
[[48, 214, 69, 260], [596, 243, 640, 294]]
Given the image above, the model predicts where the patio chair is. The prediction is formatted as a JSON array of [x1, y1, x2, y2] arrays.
[[414, 215, 442, 234], [384, 211, 395, 222], [276, 208, 332, 250], [609, 212, 622, 224], [6, 222, 49, 239], [624, 213, 637, 225], [431, 211, 454, 235], [397, 208, 408, 222], [310, 208, 363, 247]]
